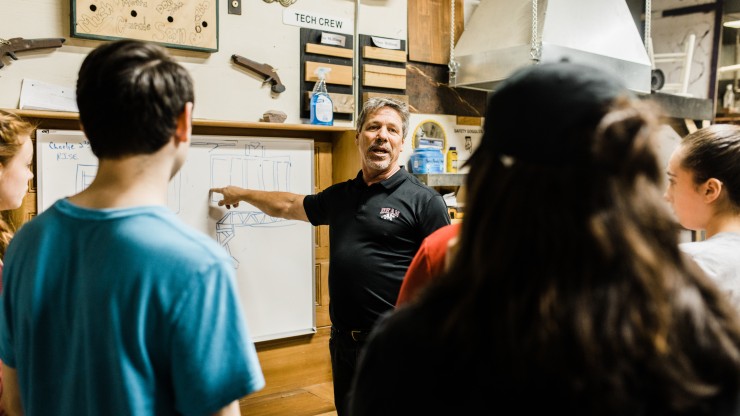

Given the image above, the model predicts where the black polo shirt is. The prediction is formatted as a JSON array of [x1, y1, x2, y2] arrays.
[[303, 168, 450, 331]]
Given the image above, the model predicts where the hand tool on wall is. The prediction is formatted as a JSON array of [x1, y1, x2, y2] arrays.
[[0, 37, 66, 69], [232, 54, 286, 94]]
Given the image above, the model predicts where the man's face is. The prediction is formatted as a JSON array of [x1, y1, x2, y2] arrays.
[[355, 107, 405, 174]]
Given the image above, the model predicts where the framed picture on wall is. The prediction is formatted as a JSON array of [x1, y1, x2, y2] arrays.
[[70, 0, 219, 52]]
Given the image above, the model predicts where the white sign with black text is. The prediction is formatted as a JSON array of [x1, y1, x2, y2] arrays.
[[283, 9, 353, 35]]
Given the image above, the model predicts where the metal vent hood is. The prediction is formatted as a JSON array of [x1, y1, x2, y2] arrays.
[[451, 0, 652, 93]]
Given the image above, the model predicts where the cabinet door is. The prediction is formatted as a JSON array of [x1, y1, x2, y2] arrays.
[[314, 141, 332, 327]]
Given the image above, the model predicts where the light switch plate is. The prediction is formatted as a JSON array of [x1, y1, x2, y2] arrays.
[[228, 0, 241, 15]]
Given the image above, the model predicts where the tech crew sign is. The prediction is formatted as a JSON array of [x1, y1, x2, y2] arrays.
[[283, 9, 353, 35]]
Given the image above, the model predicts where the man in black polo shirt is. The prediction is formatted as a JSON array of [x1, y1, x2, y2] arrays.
[[210, 97, 450, 415]]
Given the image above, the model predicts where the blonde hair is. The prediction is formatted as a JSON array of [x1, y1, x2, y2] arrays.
[[0, 111, 35, 259]]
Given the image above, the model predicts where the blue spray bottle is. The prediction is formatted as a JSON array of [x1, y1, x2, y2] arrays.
[[310, 67, 333, 126]]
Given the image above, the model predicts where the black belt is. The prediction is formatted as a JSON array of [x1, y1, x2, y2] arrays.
[[332, 327, 371, 342]]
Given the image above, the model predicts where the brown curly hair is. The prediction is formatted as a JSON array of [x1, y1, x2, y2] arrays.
[[0, 110, 35, 259]]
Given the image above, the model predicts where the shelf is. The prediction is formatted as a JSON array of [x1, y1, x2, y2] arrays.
[[715, 115, 740, 123], [413, 173, 466, 187], [4, 109, 355, 141], [7, 109, 353, 131]]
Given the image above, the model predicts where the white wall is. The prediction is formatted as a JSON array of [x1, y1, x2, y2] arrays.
[[0, 0, 407, 125]]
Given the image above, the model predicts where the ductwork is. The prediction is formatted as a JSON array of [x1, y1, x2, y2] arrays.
[[451, 0, 652, 93]]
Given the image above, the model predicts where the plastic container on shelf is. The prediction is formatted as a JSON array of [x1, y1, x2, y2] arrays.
[[446, 146, 458, 173], [409, 148, 444, 174], [724, 84, 735, 112], [310, 67, 333, 125]]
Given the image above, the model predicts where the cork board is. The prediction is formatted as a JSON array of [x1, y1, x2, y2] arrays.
[[71, 0, 219, 52]]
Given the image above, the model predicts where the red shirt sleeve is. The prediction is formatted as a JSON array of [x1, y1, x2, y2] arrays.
[[396, 223, 460, 306]]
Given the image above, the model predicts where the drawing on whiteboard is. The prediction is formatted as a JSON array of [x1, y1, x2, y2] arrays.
[[75, 164, 97, 193], [37, 130, 316, 342], [195, 139, 297, 268], [43, 137, 299, 268]]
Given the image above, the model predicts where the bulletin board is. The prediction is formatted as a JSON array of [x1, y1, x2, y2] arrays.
[[71, 0, 219, 52], [35, 130, 315, 342]]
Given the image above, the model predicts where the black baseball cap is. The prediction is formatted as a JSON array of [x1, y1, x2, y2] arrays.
[[475, 61, 634, 164]]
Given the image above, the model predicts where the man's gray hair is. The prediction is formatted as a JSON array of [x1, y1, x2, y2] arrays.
[[356, 97, 410, 138]]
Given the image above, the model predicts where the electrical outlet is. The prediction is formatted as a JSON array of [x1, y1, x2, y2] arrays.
[[228, 0, 241, 15]]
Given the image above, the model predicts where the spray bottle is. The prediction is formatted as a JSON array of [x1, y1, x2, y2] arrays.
[[310, 67, 334, 126]]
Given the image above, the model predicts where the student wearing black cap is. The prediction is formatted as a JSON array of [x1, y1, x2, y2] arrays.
[[348, 62, 740, 415]]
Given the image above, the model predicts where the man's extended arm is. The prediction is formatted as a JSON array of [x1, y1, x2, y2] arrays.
[[210, 186, 308, 222]]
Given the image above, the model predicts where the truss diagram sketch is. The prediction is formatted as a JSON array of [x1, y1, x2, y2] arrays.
[[75, 164, 97, 194], [191, 139, 300, 268], [36, 130, 316, 342]]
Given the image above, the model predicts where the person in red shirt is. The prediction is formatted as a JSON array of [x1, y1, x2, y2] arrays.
[[396, 222, 460, 306]]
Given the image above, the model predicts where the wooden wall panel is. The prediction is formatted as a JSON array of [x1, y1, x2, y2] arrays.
[[314, 141, 332, 328], [408, 0, 464, 65], [362, 64, 407, 89], [332, 130, 360, 183], [240, 327, 333, 400], [358, 34, 408, 107], [305, 61, 354, 86], [363, 46, 407, 63], [307, 43, 354, 59], [315, 261, 331, 328]]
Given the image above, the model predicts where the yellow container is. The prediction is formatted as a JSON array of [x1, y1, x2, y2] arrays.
[[446, 147, 458, 173]]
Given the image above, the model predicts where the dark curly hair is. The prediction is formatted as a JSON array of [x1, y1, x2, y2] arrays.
[[429, 96, 740, 415]]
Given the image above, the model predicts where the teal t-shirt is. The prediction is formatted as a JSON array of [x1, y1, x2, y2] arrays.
[[0, 199, 264, 415]]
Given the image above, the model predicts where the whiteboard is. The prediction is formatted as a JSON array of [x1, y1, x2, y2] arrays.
[[36, 130, 315, 342]]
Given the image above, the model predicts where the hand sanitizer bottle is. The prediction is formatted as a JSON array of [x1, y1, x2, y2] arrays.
[[310, 67, 333, 126]]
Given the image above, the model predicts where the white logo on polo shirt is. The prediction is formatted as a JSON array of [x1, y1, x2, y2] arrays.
[[379, 207, 400, 221]]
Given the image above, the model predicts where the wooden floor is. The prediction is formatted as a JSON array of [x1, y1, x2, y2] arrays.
[[239, 381, 337, 416]]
